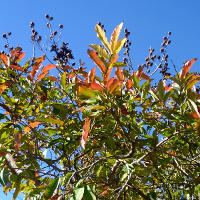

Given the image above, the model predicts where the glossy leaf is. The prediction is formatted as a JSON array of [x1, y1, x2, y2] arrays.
[[113, 38, 126, 55], [95, 24, 111, 53], [70, 187, 85, 200], [89, 82, 104, 91], [84, 185, 96, 200], [88, 67, 96, 82], [0, 168, 9, 186], [81, 117, 91, 149], [180, 58, 197, 79], [44, 178, 59, 199], [89, 44, 109, 60], [88, 49, 106, 73], [110, 22, 123, 53], [9, 65, 24, 72], [42, 64, 56, 73], [0, 85, 7, 95], [37, 117, 64, 126], [115, 67, 124, 81], [0, 53, 9, 66]]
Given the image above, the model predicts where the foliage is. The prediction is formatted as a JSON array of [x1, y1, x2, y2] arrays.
[[0, 17, 200, 200]]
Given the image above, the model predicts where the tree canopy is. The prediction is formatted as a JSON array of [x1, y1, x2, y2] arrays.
[[0, 16, 200, 200]]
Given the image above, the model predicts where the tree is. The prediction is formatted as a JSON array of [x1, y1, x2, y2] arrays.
[[0, 16, 200, 200]]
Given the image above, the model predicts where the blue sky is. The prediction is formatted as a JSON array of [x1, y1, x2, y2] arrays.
[[0, 0, 200, 199]]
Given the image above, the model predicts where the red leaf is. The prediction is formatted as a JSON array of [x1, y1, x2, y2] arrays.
[[89, 82, 104, 91], [9, 65, 24, 72], [126, 80, 132, 90], [109, 79, 122, 94], [88, 49, 106, 73], [81, 117, 91, 149], [103, 68, 112, 83], [180, 58, 197, 79], [106, 77, 115, 91], [15, 132, 22, 154], [115, 67, 124, 81], [88, 67, 96, 82], [36, 71, 48, 82], [42, 64, 56, 73], [0, 53, 9, 66], [24, 121, 40, 133], [30, 56, 45, 80], [47, 76, 58, 82]]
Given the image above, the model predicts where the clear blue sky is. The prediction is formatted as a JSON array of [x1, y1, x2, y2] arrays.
[[0, 0, 200, 199]]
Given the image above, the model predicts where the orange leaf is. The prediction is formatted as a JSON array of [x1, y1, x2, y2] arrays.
[[126, 80, 132, 90], [9, 65, 24, 72], [88, 67, 96, 82], [180, 58, 197, 79], [108, 79, 122, 94], [108, 55, 119, 69], [47, 76, 58, 82], [30, 56, 45, 80], [0, 85, 7, 95], [24, 121, 40, 133], [106, 77, 115, 91], [115, 67, 124, 81], [103, 68, 112, 83], [89, 82, 104, 91], [36, 71, 48, 82], [0, 53, 8, 66], [140, 72, 150, 80], [88, 49, 106, 73], [42, 64, 56, 73], [15, 132, 22, 154], [81, 117, 91, 149]]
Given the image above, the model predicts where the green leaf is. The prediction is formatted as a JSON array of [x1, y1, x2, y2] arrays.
[[70, 187, 85, 200], [0, 168, 9, 186], [95, 24, 111, 53], [44, 178, 59, 199], [112, 62, 127, 68], [157, 80, 165, 100], [83, 185, 96, 200], [89, 44, 109, 60], [37, 117, 64, 126]]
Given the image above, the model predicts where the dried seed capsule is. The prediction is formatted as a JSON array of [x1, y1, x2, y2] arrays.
[[167, 40, 171, 45], [46, 23, 51, 28], [160, 48, 164, 53], [45, 14, 49, 19], [163, 36, 167, 40], [168, 31, 172, 35], [157, 55, 161, 60], [7, 32, 11, 36], [30, 22, 35, 28], [2, 34, 6, 38], [59, 24, 63, 29]]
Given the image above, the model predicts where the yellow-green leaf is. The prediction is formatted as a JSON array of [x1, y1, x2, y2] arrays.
[[89, 44, 109, 60], [95, 24, 111, 53], [114, 38, 126, 55], [110, 22, 123, 52]]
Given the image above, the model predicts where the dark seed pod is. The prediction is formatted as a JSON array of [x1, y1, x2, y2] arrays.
[[163, 36, 167, 40], [167, 40, 171, 45], [2, 34, 7, 38], [59, 24, 63, 29], [7, 32, 11, 36], [45, 14, 49, 19], [160, 48, 164, 53], [47, 23, 51, 28], [30, 22, 35, 28], [168, 31, 172, 36]]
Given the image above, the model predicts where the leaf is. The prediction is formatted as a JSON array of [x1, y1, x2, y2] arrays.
[[185, 75, 200, 90], [70, 187, 85, 200], [180, 58, 197, 79], [106, 78, 122, 94], [115, 67, 124, 81], [0, 53, 9, 66], [189, 99, 200, 119], [83, 185, 96, 200], [126, 80, 132, 90], [0, 85, 7, 95], [24, 121, 40, 133], [47, 76, 58, 82], [30, 56, 45, 80], [78, 85, 98, 99], [36, 71, 48, 82], [95, 24, 111, 53], [42, 64, 56, 73], [88, 67, 96, 82], [89, 44, 109, 60], [103, 68, 112, 83], [9, 65, 24, 72], [61, 72, 67, 88], [81, 117, 91, 149], [114, 38, 126, 55], [15, 132, 22, 154], [89, 82, 104, 91], [0, 168, 9, 186], [88, 49, 106, 73], [37, 117, 64, 126], [44, 178, 59, 199], [112, 62, 127, 68], [110, 22, 123, 53], [108, 55, 119, 69]]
